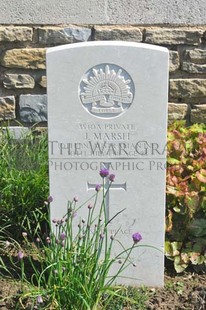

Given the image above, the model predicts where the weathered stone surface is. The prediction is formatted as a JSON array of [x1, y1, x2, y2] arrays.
[[1, 0, 206, 25], [170, 79, 206, 99], [3, 74, 35, 89], [168, 103, 188, 122], [145, 29, 202, 45], [95, 26, 142, 41], [186, 49, 206, 63], [19, 95, 47, 123], [47, 41, 168, 287], [0, 26, 33, 42], [38, 27, 91, 44], [38, 76, 47, 88], [0, 96, 15, 120], [191, 104, 206, 123], [169, 51, 180, 72], [182, 62, 206, 74], [1, 48, 46, 69]]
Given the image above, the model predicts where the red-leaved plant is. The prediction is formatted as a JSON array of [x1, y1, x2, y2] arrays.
[[165, 121, 206, 272]]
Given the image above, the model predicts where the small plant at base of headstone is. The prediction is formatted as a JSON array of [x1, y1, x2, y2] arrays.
[[1, 169, 145, 309]]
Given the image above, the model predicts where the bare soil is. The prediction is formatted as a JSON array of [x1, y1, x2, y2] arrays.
[[147, 272, 206, 310], [0, 272, 206, 309]]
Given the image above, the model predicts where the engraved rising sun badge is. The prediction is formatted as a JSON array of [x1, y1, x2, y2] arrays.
[[79, 64, 135, 118]]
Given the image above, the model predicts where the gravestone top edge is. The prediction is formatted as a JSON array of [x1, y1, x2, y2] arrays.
[[46, 41, 169, 55]]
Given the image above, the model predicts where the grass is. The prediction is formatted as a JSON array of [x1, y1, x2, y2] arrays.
[[0, 173, 148, 309], [0, 130, 149, 309], [0, 126, 49, 239]]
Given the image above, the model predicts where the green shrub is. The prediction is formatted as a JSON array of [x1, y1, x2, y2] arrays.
[[165, 121, 206, 272], [0, 127, 49, 238]]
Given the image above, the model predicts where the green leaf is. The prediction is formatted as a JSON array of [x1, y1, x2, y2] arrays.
[[185, 195, 199, 217], [167, 157, 180, 165], [174, 256, 188, 273], [189, 253, 205, 265], [187, 165, 194, 171], [187, 219, 206, 237], [196, 169, 206, 183], [165, 241, 182, 257], [173, 204, 187, 214]]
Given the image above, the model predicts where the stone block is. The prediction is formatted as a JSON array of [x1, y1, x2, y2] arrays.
[[186, 49, 206, 63], [145, 28, 202, 45], [38, 27, 91, 44], [1, 48, 46, 69], [19, 94, 47, 123], [0, 26, 33, 42], [95, 26, 142, 41], [0, 96, 15, 120], [191, 104, 206, 123], [169, 51, 180, 72], [168, 103, 188, 122], [170, 79, 206, 99], [2, 127, 30, 139], [182, 62, 206, 74], [38, 76, 47, 88], [3, 74, 35, 89]]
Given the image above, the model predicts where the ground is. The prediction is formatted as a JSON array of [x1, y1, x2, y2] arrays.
[[147, 272, 206, 310], [0, 271, 206, 309]]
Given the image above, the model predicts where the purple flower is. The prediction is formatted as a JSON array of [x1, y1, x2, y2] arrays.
[[47, 195, 53, 203], [67, 207, 72, 214], [72, 211, 77, 218], [100, 168, 109, 178], [18, 251, 24, 260], [95, 184, 101, 192], [78, 234, 83, 240], [37, 295, 43, 304], [52, 218, 57, 224], [88, 204, 93, 209], [60, 232, 66, 241], [100, 233, 104, 239], [132, 232, 142, 244], [109, 174, 115, 182], [46, 237, 51, 244], [5, 241, 10, 248], [73, 196, 78, 202]]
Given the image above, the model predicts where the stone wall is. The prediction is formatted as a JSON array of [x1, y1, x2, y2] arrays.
[[1, 0, 206, 25], [0, 25, 206, 126]]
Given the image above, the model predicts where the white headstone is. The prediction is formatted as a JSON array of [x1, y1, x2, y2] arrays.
[[47, 41, 169, 287]]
